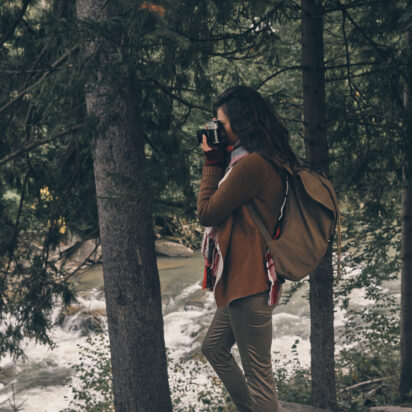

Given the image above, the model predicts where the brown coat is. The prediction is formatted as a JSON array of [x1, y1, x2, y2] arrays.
[[197, 152, 284, 307]]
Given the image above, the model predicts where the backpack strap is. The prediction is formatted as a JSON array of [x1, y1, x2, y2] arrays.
[[336, 209, 342, 283], [261, 155, 294, 176], [245, 202, 287, 284], [245, 203, 273, 245], [245, 168, 289, 242]]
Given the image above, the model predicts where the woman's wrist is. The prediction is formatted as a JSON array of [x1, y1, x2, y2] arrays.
[[204, 148, 226, 167]]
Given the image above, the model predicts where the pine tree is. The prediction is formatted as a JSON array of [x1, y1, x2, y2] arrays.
[[400, 18, 412, 403], [74, 0, 175, 409], [301, 0, 337, 409]]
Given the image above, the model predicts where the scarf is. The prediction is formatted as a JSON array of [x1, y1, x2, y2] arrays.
[[201, 145, 282, 306]]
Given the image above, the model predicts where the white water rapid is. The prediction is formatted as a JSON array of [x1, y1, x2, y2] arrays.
[[0, 251, 401, 411]]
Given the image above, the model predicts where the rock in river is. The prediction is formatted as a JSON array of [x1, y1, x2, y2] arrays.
[[155, 240, 194, 258]]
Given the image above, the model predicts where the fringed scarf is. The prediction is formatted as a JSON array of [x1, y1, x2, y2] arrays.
[[201, 145, 282, 306]]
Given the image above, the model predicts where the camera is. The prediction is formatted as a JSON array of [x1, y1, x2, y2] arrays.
[[197, 120, 227, 147]]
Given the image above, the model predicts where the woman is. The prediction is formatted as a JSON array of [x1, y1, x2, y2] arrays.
[[197, 85, 298, 412]]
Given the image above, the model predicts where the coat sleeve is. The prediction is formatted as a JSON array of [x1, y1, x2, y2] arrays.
[[197, 153, 266, 227]]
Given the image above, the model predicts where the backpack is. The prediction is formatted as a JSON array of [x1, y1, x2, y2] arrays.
[[245, 159, 341, 282]]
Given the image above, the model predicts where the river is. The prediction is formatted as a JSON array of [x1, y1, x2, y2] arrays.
[[0, 251, 401, 411]]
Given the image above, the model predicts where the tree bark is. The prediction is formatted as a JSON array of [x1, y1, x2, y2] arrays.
[[301, 0, 338, 409], [76, 1, 173, 410], [400, 23, 412, 403]]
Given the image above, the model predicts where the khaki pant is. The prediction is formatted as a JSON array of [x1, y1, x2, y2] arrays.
[[201, 291, 280, 412]]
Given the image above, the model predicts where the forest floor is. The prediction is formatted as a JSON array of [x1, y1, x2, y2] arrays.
[[280, 404, 412, 412], [370, 406, 412, 411], [280, 401, 330, 411]]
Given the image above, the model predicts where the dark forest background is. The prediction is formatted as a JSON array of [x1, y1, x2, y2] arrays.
[[0, 0, 411, 411]]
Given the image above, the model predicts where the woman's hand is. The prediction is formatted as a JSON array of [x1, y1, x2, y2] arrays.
[[201, 132, 226, 168], [201, 134, 213, 153]]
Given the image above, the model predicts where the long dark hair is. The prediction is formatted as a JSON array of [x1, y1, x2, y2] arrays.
[[213, 86, 298, 166]]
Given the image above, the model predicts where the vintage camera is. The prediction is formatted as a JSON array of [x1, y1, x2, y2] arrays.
[[197, 120, 227, 147]]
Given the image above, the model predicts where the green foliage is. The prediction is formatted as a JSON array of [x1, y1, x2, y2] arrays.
[[61, 333, 238, 412], [273, 342, 311, 405], [61, 332, 404, 411], [169, 351, 237, 412], [336, 343, 401, 411], [273, 342, 402, 412], [0, 0, 94, 359], [320, 2, 410, 363], [62, 334, 114, 412]]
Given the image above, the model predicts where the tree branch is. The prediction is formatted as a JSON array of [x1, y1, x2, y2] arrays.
[[0, 67, 66, 75], [171, 6, 278, 43], [0, 46, 79, 114], [326, 69, 382, 82], [324, 1, 380, 14], [6, 170, 30, 272], [148, 79, 212, 113], [337, 1, 390, 60], [256, 65, 303, 90], [338, 377, 388, 392], [158, 198, 196, 210], [0, 0, 32, 48], [63, 238, 101, 281], [0, 122, 87, 167], [340, 7, 362, 105]]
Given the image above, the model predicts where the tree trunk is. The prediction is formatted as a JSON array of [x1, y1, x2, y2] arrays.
[[301, 0, 337, 409], [76, 1, 173, 410], [400, 23, 412, 403]]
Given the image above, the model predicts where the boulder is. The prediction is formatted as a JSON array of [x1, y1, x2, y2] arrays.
[[0, 365, 17, 385], [58, 231, 82, 254], [65, 238, 102, 270], [155, 240, 193, 257], [56, 306, 106, 335]]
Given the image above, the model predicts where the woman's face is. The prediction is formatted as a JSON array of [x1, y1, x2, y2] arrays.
[[217, 107, 239, 145]]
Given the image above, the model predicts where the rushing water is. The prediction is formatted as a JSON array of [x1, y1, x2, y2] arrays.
[[0, 251, 401, 411]]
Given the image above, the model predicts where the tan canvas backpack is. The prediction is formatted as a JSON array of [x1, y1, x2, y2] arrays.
[[246, 160, 341, 282]]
